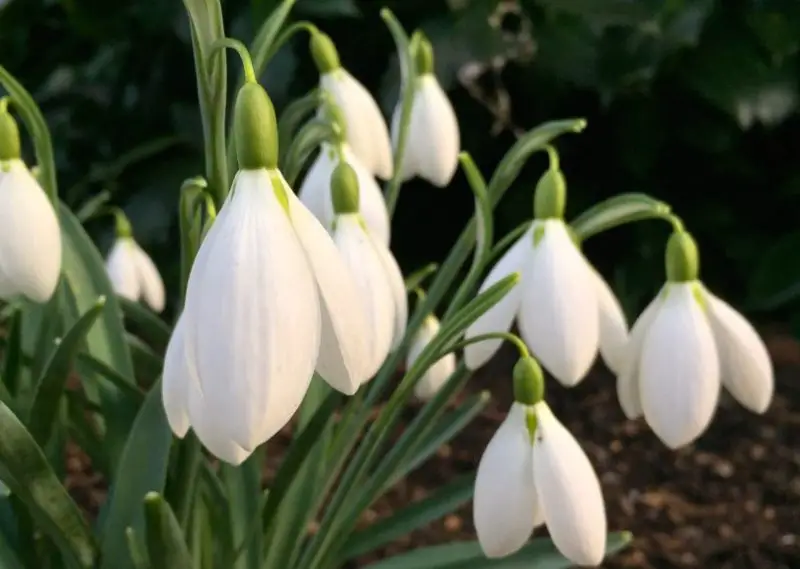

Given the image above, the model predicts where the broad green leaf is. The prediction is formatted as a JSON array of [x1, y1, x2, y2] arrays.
[[125, 527, 151, 569], [144, 493, 192, 569], [748, 231, 800, 310], [27, 296, 107, 447], [198, 464, 235, 564], [362, 532, 633, 569], [0, 399, 96, 568], [118, 297, 172, 351], [569, 193, 672, 241], [100, 380, 173, 569], [77, 353, 145, 406], [220, 450, 265, 569], [342, 474, 474, 560]]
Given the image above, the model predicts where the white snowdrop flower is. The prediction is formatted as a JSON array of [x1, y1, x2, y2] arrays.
[[617, 230, 774, 449], [311, 32, 393, 180], [298, 142, 390, 246], [0, 102, 61, 303], [390, 37, 460, 187], [165, 81, 375, 463], [328, 162, 408, 380], [407, 314, 456, 400], [105, 215, 165, 312], [474, 356, 607, 566]]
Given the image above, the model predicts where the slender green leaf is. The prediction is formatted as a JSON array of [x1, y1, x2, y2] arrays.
[[198, 464, 235, 563], [570, 193, 671, 241], [125, 527, 151, 569], [77, 352, 144, 406], [220, 451, 264, 569], [27, 296, 106, 447], [118, 298, 172, 351], [100, 380, 173, 569], [75, 190, 112, 223], [127, 333, 164, 388], [283, 119, 337, 186], [277, 89, 322, 166], [143, 493, 192, 569], [0, 399, 96, 568], [362, 532, 633, 569], [342, 474, 475, 560], [404, 263, 438, 292]]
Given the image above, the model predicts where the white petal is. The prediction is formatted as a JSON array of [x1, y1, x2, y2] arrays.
[[131, 242, 166, 313], [464, 229, 530, 370], [370, 236, 407, 350], [474, 403, 540, 558], [321, 71, 393, 180], [405, 76, 460, 187], [518, 221, 599, 386], [390, 103, 419, 182], [639, 283, 720, 449], [333, 214, 395, 379], [297, 144, 337, 228], [0, 161, 62, 302], [593, 269, 628, 375], [106, 239, 139, 302], [532, 402, 606, 566], [705, 289, 773, 413], [161, 315, 190, 438], [285, 185, 374, 394], [408, 316, 456, 401], [183, 169, 320, 449], [616, 291, 663, 420]]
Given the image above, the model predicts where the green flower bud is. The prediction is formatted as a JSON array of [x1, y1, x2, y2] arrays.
[[322, 98, 347, 143], [533, 168, 566, 220], [665, 230, 699, 282], [512, 356, 545, 406], [0, 99, 21, 161], [310, 32, 341, 74], [234, 83, 278, 170], [331, 162, 360, 215], [414, 35, 434, 76]]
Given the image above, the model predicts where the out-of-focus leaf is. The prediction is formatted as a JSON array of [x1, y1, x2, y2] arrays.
[[748, 231, 800, 310], [143, 493, 192, 569], [118, 297, 172, 352], [127, 333, 164, 388], [295, 0, 359, 17], [1, 309, 22, 397]]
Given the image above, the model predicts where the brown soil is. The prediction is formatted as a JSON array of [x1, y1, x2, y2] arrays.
[[64, 330, 800, 569]]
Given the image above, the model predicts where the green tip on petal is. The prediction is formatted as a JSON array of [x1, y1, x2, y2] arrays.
[[113, 209, 133, 239], [414, 33, 435, 75], [0, 100, 21, 161], [234, 83, 278, 170], [512, 356, 545, 406], [310, 31, 341, 74], [533, 168, 566, 220], [331, 161, 360, 215], [322, 96, 348, 142], [665, 230, 699, 282]]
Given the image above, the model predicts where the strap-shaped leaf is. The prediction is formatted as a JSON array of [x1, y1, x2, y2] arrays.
[[570, 193, 672, 241], [118, 298, 171, 352], [143, 493, 192, 569]]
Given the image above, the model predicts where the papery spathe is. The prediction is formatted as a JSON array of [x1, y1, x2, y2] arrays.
[[106, 237, 166, 312]]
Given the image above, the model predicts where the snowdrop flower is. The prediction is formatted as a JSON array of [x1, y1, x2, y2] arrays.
[[406, 313, 456, 400], [162, 74, 375, 463], [0, 99, 61, 303], [474, 355, 607, 566], [327, 162, 407, 379], [298, 104, 390, 246], [105, 211, 165, 313], [464, 157, 628, 386], [391, 35, 460, 187], [617, 228, 774, 449], [311, 31, 393, 180]]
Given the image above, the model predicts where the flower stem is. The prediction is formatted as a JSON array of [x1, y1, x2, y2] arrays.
[[440, 332, 529, 361], [209, 39, 257, 84]]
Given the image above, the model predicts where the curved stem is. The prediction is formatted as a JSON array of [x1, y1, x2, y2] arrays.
[[544, 144, 559, 170], [266, 21, 320, 63], [442, 332, 529, 361], [668, 213, 685, 233], [209, 39, 257, 83]]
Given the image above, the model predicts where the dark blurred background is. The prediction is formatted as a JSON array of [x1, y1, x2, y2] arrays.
[[2, 0, 800, 329]]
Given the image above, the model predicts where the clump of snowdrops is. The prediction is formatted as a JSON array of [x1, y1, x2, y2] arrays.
[[0, 0, 773, 568]]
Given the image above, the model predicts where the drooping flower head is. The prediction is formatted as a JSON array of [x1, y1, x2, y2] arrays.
[[617, 227, 774, 449]]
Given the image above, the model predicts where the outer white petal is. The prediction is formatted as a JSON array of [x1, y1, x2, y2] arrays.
[[321, 71, 393, 180], [161, 315, 190, 438], [105, 239, 139, 302], [390, 103, 419, 183], [285, 186, 374, 394], [333, 214, 395, 379], [592, 269, 628, 375], [131, 242, 166, 313], [464, 229, 530, 370], [474, 403, 540, 558], [370, 236, 407, 350], [616, 291, 663, 420], [183, 169, 320, 450], [639, 283, 720, 449], [408, 316, 456, 400], [0, 161, 62, 302], [518, 221, 599, 387], [297, 144, 337, 228], [406, 75, 460, 187], [704, 289, 773, 413], [532, 402, 606, 566]]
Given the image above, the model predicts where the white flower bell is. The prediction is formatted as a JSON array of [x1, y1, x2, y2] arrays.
[[0, 101, 62, 303], [391, 36, 460, 187], [105, 212, 166, 313], [311, 32, 393, 180], [474, 356, 607, 566], [617, 229, 774, 449], [327, 162, 407, 380], [298, 102, 390, 245], [162, 80, 375, 464], [407, 313, 456, 400], [464, 162, 628, 386]]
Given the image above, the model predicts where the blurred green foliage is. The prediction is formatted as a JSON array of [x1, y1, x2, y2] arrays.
[[2, 0, 800, 328]]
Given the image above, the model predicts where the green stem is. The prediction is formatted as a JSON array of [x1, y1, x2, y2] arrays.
[[544, 144, 559, 169], [209, 39, 257, 83], [0, 97, 9, 113], [265, 21, 320, 64], [441, 332, 529, 360]]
